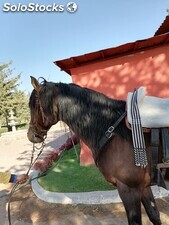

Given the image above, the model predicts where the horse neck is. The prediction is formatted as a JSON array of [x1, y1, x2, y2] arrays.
[[57, 84, 126, 155]]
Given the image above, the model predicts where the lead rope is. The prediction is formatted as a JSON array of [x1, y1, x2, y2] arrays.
[[27, 140, 46, 175], [7, 139, 46, 225], [7, 183, 18, 225], [69, 130, 79, 161], [7, 131, 78, 225]]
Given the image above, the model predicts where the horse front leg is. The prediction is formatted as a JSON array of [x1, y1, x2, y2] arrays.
[[117, 181, 142, 225], [141, 186, 161, 225]]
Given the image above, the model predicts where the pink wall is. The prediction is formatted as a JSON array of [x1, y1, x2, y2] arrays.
[[71, 45, 169, 99], [70, 45, 169, 165]]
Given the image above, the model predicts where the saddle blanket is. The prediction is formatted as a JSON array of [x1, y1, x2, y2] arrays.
[[127, 87, 169, 128]]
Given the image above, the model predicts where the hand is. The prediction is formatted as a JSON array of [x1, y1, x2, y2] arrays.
[[16, 174, 30, 184]]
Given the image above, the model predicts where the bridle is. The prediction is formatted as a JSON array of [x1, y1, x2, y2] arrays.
[[29, 92, 50, 141], [8, 85, 51, 225]]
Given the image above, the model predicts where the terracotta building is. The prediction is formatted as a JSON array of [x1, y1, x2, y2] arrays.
[[54, 16, 169, 165]]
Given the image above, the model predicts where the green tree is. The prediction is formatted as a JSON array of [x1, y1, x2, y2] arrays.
[[14, 90, 30, 124], [0, 61, 29, 130]]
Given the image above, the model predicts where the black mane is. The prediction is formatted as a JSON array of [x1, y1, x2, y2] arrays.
[[30, 81, 131, 160]]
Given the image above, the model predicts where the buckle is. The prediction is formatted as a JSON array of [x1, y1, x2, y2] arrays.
[[105, 126, 114, 139]]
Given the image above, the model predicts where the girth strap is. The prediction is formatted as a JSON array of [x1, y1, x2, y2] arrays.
[[98, 111, 127, 151], [130, 89, 147, 167]]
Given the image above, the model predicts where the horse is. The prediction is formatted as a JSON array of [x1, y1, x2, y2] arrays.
[[27, 76, 162, 225]]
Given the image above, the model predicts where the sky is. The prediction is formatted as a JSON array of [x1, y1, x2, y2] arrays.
[[0, 0, 169, 93]]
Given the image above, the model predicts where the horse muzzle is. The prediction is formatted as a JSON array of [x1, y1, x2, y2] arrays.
[[27, 127, 45, 143]]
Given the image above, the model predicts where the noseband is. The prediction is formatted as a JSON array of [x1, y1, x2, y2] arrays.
[[29, 123, 47, 141]]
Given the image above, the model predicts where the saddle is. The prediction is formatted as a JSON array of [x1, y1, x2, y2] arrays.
[[127, 87, 169, 128], [127, 87, 169, 189]]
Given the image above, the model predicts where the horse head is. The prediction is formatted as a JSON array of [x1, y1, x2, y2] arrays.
[[27, 76, 59, 143]]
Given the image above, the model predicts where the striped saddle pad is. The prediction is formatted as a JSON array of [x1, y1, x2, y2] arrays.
[[127, 87, 169, 128]]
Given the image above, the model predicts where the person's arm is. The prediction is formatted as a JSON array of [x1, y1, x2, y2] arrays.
[[0, 172, 29, 184], [0, 171, 12, 184]]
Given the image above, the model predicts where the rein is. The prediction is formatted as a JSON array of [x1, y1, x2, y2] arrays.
[[28, 141, 46, 174], [7, 139, 46, 225]]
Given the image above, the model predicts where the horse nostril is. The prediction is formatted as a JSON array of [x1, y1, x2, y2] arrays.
[[34, 133, 41, 139], [34, 134, 40, 138], [33, 133, 44, 143]]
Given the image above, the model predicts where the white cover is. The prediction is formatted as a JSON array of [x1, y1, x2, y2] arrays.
[[127, 87, 169, 128]]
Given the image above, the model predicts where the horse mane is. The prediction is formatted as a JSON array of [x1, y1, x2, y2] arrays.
[[30, 79, 131, 160]]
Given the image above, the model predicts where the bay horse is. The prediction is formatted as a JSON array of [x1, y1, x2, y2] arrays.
[[27, 76, 162, 225]]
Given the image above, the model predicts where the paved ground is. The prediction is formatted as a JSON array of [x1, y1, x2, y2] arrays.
[[0, 126, 169, 225], [0, 124, 69, 174]]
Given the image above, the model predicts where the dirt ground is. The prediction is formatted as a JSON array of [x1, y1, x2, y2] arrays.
[[0, 183, 169, 225], [0, 129, 169, 225]]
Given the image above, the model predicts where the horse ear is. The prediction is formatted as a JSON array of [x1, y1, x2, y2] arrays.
[[30, 76, 40, 92]]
